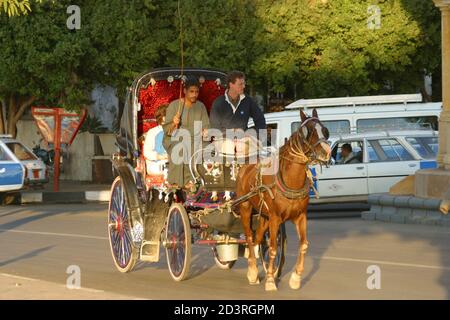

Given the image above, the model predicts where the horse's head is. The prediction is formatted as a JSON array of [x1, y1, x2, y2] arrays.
[[296, 109, 331, 163]]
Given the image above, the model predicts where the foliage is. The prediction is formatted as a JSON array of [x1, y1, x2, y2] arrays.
[[0, 0, 443, 137], [79, 114, 108, 133], [0, 0, 33, 17], [252, 0, 441, 98]]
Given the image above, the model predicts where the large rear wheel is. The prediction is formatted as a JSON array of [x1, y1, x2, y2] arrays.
[[164, 203, 192, 281], [108, 176, 138, 273]]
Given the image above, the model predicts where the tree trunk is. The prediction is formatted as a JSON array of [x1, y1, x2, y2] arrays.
[[7, 94, 17, 137], [5, 94, 36, 138], [0, 98, 5, 134]]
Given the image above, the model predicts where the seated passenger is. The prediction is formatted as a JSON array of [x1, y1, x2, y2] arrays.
[[143, 105, 168, 174], [337, 143, 360, 164], [162, 79, 209, 190]]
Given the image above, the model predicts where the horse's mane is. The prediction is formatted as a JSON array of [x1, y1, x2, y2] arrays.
[[279, 126, 303, 158]]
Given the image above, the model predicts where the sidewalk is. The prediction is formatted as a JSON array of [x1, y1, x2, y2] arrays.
[[18, 180, 111, 204], [0, 273, 142, 300]]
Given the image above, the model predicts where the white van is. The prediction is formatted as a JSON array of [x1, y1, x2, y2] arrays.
[[250, 94, 442, 148]]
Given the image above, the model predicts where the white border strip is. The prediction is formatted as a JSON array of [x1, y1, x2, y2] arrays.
[[0, 228, 108, 240]]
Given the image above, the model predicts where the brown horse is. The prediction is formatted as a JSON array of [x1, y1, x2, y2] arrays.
[[236, 108, 331, 291]]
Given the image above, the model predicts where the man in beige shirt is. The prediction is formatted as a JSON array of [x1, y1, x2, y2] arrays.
[[163, 79, 209, 188]]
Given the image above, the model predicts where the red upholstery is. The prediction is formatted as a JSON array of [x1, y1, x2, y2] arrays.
[[138, 79, 225, 136]]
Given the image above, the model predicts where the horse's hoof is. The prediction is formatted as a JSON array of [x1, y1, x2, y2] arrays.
[[247, 270, 260, 285], [289, 272, 302, 290], [265, 279, 278, 291]]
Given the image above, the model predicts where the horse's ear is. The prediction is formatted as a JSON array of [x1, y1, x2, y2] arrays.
[[300, 109, 307, 123], [312, 108, 318, 118]]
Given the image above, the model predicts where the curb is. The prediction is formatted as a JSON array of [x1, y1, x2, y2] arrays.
[[18, 190, 111, 204], [363, 194, 449, 227]]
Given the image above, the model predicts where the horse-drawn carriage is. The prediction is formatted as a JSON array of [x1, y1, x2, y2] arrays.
[[108, 68, 287, 282]]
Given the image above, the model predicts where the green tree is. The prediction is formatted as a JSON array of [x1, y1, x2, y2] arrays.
[[166, 0, 259, 88], [0, 0, 48, 17], [1, 0, 32, 16], [0, 0, 163, 136], [252, 0, 441, 102]]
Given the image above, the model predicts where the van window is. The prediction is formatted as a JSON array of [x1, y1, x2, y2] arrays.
[[368, 139, 414, 162], [331, 140, 363, 164], [291, 120, 350, 134], [357, 116, 438, 132], [405, 136, 438, 159], [367, 143, 381, 162]]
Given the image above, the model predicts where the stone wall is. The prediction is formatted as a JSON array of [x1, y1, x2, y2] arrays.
[[362, 194, 450, 227]]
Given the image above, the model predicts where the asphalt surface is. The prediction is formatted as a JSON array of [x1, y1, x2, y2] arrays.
[[0, 203, 449, 299]]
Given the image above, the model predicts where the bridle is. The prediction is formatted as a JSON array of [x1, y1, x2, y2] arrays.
[[282, 116, 329, 165], [270, 116, 329, 200]]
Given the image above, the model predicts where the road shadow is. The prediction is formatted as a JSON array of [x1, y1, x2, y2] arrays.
[[131, 245, 215, 280], [0, 204, 107, 236], [0, 208, 25, 219], [283, 215, 450, 299], [0, 245, 54, 267]]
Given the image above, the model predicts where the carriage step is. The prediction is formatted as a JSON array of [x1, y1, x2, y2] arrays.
[[140, 241, 160, 262], [244, 245, 260, 259]]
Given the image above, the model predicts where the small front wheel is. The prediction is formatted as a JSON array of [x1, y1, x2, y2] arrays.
[[165, 203, 191, 281]]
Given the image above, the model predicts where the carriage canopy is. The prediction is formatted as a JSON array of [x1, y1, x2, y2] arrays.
[[117, 68, 227, 158]]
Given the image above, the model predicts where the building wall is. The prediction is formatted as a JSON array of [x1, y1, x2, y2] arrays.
[[16, 119, 116, 182]]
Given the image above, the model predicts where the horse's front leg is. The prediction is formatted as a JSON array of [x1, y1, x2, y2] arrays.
[[240, 200, 259, 285], [265, 216, 281, 291], [254, 217, 269, 245], [290, 213, 308, 290]]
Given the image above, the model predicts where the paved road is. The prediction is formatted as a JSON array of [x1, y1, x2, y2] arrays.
[[0, 203, 449, 299]]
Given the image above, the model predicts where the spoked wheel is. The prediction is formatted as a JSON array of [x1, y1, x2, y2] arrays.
[[259, 223, 287, 279], [212, 246, 236, 270], [108, 176, 138, 273], [164, 203, 192, 281]]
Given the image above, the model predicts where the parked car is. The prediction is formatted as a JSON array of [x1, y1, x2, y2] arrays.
[[310, 130, 438, 203], [0, 136, 48, 188], [0, 136, 25, 195]]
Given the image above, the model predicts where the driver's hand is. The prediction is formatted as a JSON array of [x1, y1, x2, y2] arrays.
[[173, 113, 181, 126]]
